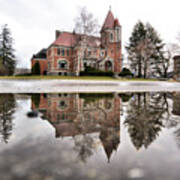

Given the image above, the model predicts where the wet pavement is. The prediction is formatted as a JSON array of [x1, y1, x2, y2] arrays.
[[0, 80, 180, 93]]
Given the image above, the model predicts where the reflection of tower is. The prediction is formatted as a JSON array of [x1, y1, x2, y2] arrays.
[[100, 128, 120, 163], [99, 93, 121, 162]]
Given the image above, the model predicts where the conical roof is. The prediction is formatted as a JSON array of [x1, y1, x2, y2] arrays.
[[101, 10, 115, 32]]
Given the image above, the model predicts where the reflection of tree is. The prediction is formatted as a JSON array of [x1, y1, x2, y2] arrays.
[[0, 94, 15, 143], [124, 93, 168, 150], [72, 109, 103, 163], [73, 135, 94, 163]]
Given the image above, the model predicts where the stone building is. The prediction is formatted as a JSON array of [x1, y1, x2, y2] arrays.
[[31, 10, 122, 76]]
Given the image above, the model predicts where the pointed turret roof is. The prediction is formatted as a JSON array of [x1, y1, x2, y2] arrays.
[[101, 10, 121, 32], [100, 130, 120, 163], [101, 10, 115, 32], [114, 18, 120, 27]]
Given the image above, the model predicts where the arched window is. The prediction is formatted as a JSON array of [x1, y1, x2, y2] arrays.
[[105, 61, 113, 71], [58, 60, 67, 69]]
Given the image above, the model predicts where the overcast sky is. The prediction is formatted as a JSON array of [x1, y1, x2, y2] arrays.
[[0, 0, 180, 68]]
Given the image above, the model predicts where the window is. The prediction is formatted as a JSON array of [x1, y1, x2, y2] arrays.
[[61, 49, 65, 56], [57, 48, 61, 55], [67, 49, 69, 56], [110, 33, 113, 41], [58, 60, 67, 69], [100, 51, 104, 57], [117, 28, 121, 41]]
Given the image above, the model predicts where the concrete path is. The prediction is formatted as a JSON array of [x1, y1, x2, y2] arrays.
[[0, 79, 180, 93]]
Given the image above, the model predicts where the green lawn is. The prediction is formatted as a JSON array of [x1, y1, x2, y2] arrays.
[[0, 75, 159, 81]]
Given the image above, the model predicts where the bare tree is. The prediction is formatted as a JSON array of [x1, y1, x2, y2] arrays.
[[74, 7, 100, 75], [74, 7, 100, 36]]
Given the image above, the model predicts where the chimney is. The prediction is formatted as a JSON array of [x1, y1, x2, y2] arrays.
[[55, 30, 61, 39]]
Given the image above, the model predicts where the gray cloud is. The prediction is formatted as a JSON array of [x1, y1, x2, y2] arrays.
[[0, 0, 180, 68]]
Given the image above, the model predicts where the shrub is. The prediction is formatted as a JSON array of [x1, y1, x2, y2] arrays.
[[119, 68, 133, 77], [32, 62, 40, 75], [80, 66, 114, 76]]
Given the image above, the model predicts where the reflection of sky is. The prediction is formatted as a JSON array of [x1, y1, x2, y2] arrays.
[[0, 95, 180, 179]]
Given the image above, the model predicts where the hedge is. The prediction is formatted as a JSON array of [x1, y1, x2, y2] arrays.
[[80, 66, 114, 76]]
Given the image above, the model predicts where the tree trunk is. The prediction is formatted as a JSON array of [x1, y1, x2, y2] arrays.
[[138, 59, 142, 78], [144, 63, 147, 79]]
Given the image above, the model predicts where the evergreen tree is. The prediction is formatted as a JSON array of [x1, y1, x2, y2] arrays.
[[0, 24, 16, 75], [126, 22, 165, 78], [32, 62, 40, 75]]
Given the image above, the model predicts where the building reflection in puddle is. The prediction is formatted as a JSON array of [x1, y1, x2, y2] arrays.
[[29, 92, 180, 162], [31, 93, 121, 163]]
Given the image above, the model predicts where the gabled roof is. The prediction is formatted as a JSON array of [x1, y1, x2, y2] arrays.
[[32, 48, 47, 59], [52, 31, 100, 48], [53, 32, 80, 47]]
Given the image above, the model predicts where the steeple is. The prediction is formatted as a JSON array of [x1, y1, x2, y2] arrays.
[[101, 8, 115, 32], [100, 129, 120, 163]]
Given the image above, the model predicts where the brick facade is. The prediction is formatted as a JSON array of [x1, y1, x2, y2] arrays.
[[31, 10, 122, 76]]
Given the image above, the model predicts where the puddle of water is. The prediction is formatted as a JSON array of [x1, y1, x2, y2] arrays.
[[0, 92, 179, 179]]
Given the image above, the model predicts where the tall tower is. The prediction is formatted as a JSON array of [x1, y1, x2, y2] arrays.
[[100, 9, 122, 73]]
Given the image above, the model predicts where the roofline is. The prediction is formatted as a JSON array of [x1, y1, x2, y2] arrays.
[[31, 58, 47, 61], [59, 30, 100, 39]]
